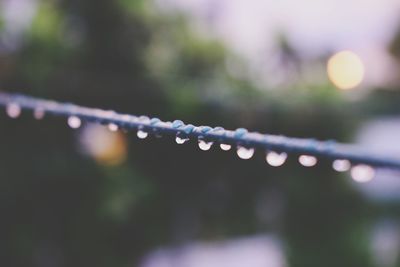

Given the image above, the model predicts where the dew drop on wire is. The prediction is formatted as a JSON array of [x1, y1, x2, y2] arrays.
[[237, 146, 254, 160], [176, 136, 188, 144], [351, 164, 375, 183], [332, 159, 351, 172], [137, 130, 148, 139], [198, 140, 213, 151], [220, 144, 231, 151], [266, 151, 287, 167], [108, 123, 118, 132], [68, 116, 81, 129], [299, 155, 317, 167], [33, 108, 45, 120], [6, 103, 21, 119]]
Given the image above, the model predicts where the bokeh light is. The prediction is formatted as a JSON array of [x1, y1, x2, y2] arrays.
[[327, 51, 365, 90], [80, 124, 127, 166]]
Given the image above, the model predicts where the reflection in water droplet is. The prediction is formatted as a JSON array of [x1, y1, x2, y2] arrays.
[[176, 136, 188, 144], [220, 144, 231, 151], [266, 151, 287, 167], [68, 116, 81, 129], [108, 123, 118, 132], [299, 155, 317, 167], [351, 164, 375, 183], [137, 130, 148, 139], [198, 140, 213, 151], [6, 103, 21, 119], [33, 108, 45, 120], [332, 159, 351, 172], [237, 146, 254, 160]]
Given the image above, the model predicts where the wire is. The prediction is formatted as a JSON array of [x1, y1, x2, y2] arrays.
[[0, 92, 399, 172]]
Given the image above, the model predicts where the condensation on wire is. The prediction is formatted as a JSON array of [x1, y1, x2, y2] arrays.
[[0, 92, 398, 183]]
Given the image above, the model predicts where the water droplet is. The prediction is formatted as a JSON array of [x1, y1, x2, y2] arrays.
[[6, 103, 21, 119], [108, 123, 118, 132], [33, 108, 45, 120], [266, 151, 287, 167], [137, 130, 148, 139], [68, 116, 81, 129], [176, 136, 188, 144], [198, 140, 213, 151], [220, 144, 231, 151], [237, 146, 254, 160], [299, 155, 317, 167], [332, 159, 351, 172], [351, 164, 375, 183]]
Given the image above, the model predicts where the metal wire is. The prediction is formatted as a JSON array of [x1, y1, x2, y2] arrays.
[[0, 92, 399, 171]]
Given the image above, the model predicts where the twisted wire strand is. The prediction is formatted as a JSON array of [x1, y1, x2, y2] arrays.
[[0, 92, 399, 171]]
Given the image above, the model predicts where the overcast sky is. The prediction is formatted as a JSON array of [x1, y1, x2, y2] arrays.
[[3, 0, 400, 85], [158, 0, 400, 85]]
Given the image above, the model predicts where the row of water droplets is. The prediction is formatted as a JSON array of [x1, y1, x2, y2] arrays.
[[5, 102, 376, 183], [196, 140, 374, 183]]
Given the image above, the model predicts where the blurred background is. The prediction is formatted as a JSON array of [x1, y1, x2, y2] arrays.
[[0, 0, 400, 266]]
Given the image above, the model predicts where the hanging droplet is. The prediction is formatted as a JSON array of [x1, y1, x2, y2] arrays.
[[351, 164, 375, 183], [237, 146, 255, 160], [108, 123, 118, 132], [33, 108, 45, 120], [137, 130, 148, 139], [332, 159, 351, 172], [266, 151, 287, 167], [6, 103, 21, 119], [68, 116, 81, 129], [299, 155, 317, 167], [220, 144, 232, 151], [176, 136, 188, 144], [198, 140, 213, 151]]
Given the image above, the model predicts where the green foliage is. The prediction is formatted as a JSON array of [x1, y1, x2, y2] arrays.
[[30, 1, 63, 42], [14, 1, 72, 88], [0, 16, 3, 32], [117, 0, 148, 15], [99, 164, 156, 223]]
